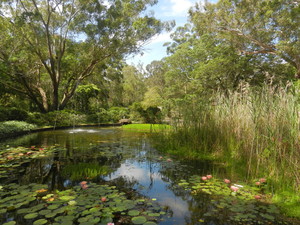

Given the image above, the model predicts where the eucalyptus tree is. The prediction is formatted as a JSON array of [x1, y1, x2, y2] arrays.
[[0, 0, 169, 112], [190, 0, 300, 78]]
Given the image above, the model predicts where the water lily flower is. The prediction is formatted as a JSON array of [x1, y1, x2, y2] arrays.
[[167, 158, 172, 162], [18, 153, 24, 156], [107, 223, 114, 225], [159, 156, 163, 159], [101, 197, 107, 202], [201, 176, 207, 181], [230, 186, 239, 192], [81, 184, 88, 190], [254, 195, 261, 199], [255, 181, 261, 186], [206, 175, 212, 179], [224, 179, 231, 184], [39, 148, 44, 151], [259, 178, 266, 183], [80, 181, 87, 185]]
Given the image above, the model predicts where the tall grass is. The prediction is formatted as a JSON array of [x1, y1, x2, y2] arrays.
[[154, 83, 300, 193]]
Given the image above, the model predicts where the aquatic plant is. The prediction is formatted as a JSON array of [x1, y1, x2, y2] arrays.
[[152, 84, 300, 218], [0, 146, 64, 179], [178, 175, 285, 224], [0, 182, 168, 225]]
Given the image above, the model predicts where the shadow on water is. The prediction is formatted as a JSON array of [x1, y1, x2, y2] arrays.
[[0, 127, 298, 224]]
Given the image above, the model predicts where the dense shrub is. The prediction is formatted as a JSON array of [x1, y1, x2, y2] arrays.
[[87, 107, 129, 123], [43, 110, 86, 127], [86, 108, 110, 123], [107, 107, 129, 123], [129, 103, 162, 123], [0, 121, 36, 139], [0, 107, 28, 122]]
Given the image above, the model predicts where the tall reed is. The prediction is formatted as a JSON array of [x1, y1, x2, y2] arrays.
[[155, 83, 300, 192]]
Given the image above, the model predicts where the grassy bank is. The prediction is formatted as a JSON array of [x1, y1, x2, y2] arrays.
[[122, 124, 171, 133], [152, 84, 300, 218]]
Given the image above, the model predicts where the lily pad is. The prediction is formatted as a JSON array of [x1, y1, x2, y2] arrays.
[[132, 216, 147, 224], [24, 212, 39, 219], [128, 210, 140, 216], [33, 219, 48, 225], [3, 221, 16, 225]]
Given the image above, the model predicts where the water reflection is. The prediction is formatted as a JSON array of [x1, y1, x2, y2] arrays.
[[0, 128, 290, 224]]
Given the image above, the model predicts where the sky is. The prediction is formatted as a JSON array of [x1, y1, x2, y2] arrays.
[[126, 0, 218, 67]]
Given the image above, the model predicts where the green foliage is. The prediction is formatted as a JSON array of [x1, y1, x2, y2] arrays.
[[190, 0, 300, 77], [42, 110, 86, 127], [0, 107, 28, 122], [129, 103, 162, 123], [0, 182, 166, 225], [0, 121, 36, 139], [0, 0, 169, 112], [87, 107, 129, 123], [153, 84, 300, 194], [107, 107, 130, 123]]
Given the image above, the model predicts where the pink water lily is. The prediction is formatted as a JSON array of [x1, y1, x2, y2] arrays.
[[259, 178, 266, 183], [107, 223, 114, 225], [230, 186, 239, 192], [254, 195, 261, 199], [201, 176, 207, 181], [81, 184, 88, 189], [255, 181, 261, 186], [224, 179, 231, 184], [206, 175, 212, 179]]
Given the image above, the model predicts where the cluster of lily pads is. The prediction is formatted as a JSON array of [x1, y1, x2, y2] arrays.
[[0, 182, 168, 225], [178, 175, 287, 224], [0, 146, 63, 179]]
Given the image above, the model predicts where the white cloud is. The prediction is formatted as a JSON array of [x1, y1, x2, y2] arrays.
[[169, 0, 193, 16], [149, 32, 172, 45]]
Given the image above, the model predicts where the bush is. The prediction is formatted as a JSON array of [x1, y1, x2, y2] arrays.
[[107, 107, 129, 123], [0, 121, 36, 139], [43, 110, 86, 127], [0, 107, 28, 122], [86, 108, 110, 123]]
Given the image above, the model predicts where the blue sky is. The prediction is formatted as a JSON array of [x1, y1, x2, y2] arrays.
[[126, 0, 218, 67]]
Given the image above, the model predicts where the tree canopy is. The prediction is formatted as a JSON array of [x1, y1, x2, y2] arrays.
[[0, 0, 169, 112]]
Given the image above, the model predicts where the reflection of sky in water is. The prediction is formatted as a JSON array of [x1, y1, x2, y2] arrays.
[[104, 160, 190, 224]]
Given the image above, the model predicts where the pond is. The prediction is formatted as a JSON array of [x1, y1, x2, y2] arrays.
[[0, 127, 296, 225]]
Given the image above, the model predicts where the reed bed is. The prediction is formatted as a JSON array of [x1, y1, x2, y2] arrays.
[[155, 83, 300, 193]]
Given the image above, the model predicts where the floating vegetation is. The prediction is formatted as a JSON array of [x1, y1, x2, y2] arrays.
[[177, 175, 288, 224], [0, 146, 64, 179], [0, 182, 168, 225]]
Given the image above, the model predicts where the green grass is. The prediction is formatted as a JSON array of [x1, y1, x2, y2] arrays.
[[122, 124, 171, 132]]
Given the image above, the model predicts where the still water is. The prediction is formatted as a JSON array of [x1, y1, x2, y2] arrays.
[[0, 127, 295, 225]]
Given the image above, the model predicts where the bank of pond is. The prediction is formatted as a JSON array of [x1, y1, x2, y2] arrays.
[[0, 126, 299, 225]]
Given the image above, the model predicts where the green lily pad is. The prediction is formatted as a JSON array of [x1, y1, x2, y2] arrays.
[[128, 210, 140, 216], [33, 219, 48, 225], [132, 216, 147, 224], [60, 195, 75, 201], [3, 221, 16, 225], [144, 222, 157, 225], [24, 212, 39, 219]]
